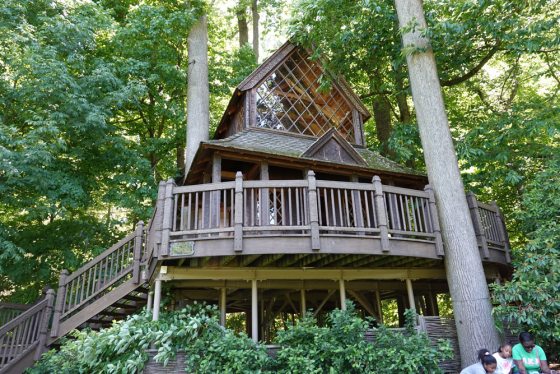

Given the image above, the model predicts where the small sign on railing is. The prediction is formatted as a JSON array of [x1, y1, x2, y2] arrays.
[[170, 241, 195, 256]]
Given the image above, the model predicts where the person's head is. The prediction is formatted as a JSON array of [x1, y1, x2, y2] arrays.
[[477, 349, 497, 373], [519, 332, 536, 353], [497, 343, 512, 358]]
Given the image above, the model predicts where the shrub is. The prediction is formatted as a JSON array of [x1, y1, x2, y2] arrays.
[[29, 302, 452, 373], [271, 304, 452, 373]]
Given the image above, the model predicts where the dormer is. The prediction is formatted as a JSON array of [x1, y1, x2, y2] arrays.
[[215, 42, 371, 145]]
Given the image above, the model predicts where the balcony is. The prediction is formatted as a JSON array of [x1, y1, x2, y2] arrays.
[[147, 171, 510, 267]]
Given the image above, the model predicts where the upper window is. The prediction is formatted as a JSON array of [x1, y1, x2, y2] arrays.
[[255, 49, 355, 143]]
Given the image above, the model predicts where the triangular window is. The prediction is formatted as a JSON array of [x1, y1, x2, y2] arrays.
[[255, 49, 355, 143]]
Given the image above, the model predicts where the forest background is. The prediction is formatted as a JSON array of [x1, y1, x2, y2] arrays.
[[0, 0, 558, 346]]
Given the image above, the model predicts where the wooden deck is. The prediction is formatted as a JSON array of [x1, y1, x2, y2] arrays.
[[151, 172, 510, 266]]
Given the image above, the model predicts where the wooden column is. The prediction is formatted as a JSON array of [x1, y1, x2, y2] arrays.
[[406, 279, 416, 312], [160, 179, 175, 257], [133, 221, 144, 284], [234, 172, 244, 252], [307, 171, 321, 251], [147, 291, 153, 313], [300, 288, 306, 316], [339, 279, 347, 310], [219, 287, 227, 326], [251, 280, 258, 342], [50, 270, 68, 338], [35, 289, 55, 360], [466, 192, 490, 259], [372, 176, 390, 252], [375, 289, 383, 324], [424, 185, 444, 257], [152, 278, 162, 321]]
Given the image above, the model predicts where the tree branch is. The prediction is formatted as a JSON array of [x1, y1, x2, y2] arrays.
[[441, 42, 501, 87]]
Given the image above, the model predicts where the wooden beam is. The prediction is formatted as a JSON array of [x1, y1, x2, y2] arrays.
[[313, 289, 336, 317], [347, 290, 375, 316]]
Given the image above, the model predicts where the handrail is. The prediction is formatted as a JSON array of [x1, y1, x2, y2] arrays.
[[0, 290, 54, 372], [51, 222, 145, 338]]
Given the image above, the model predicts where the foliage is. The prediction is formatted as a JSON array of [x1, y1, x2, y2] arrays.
[[30, 303, 452, 373], [272, 303, 452, 373], [492, 156, 560, 356]]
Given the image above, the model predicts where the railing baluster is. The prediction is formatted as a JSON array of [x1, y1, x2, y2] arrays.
[[194, 192, 199, 230], [288, 187, 292, 226], [410, 196, 418, 232], [281, 188, 286, 226], [187, 193, 192, 230], [363, 190, 371, 228], [296, 187, 301, 226]]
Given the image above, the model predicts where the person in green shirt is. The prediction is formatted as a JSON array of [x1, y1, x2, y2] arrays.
[[512, 332, 556, 374]]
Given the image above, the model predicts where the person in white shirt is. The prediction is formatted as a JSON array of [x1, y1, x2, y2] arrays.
[[461, 349, 497, 374], [493, 343, 514, 374]]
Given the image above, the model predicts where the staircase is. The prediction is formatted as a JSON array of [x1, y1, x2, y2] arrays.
[[0, 214, 159, 373]]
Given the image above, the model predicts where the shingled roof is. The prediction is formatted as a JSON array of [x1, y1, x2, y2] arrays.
[[203, 128, 424, 177]]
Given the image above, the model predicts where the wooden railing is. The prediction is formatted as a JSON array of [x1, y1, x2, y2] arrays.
[[0, 290, 54, 373], [467, 192, 511, 262], [0, 304, 30, 327], [162, 172, 448, 256], [50, 222, 146, 337]]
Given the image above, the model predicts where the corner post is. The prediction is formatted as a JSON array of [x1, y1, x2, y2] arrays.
[[35, 289, 55, 360], [424, 185, 444, 257], [50, 270, 68, 338], [405, 279, 416, 312], [152, 278, 162, 321], [234, 171, 244, 252], [251, 280, 258, 342], [160, 179, 175, 257], [466, 192, 490, 259], [372, 176, 390, 252], [492, 201, 511, 263], [133, 221, 144, 284], [307, 171, 321, 251]]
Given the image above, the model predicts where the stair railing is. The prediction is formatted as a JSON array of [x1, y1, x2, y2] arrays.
[[0, 303, 30, 327], [50, 222, 145, 338], [0, 290, 54, 373]]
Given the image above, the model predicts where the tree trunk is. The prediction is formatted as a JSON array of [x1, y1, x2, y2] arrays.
[[185, 15, 209, 174], [237, 6, 249, 48], [251, 0, 259, 61], [372, 95, 393, 157], [394, 0, 499, 367]]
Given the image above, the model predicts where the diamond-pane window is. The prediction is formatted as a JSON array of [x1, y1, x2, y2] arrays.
[[255, 49, 355, 143]]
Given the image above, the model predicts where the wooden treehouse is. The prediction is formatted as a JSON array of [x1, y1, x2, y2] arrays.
[[0, 42, 511, 373]]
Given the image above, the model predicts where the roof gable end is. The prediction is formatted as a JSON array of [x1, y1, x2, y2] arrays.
[[302, 128, 367, 166]]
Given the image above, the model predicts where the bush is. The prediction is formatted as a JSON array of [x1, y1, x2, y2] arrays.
[[29, 302, 452, 373], [272, 304, 452, 373]]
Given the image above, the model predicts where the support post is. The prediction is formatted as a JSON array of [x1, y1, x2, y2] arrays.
[[372, 176, 390, 252], [339, 279, 346, 310], [307, 171, 321, 251], [153, 181, 166, 258], [375, 289, 383, 324], [251, 280, 258, 342], [405, 279, 416, 312], [466, 192, 490, 259], [160, 179, 175, 257], [133, 221, 144, 284], [234, 172, 244, 252], [424, 185, 444, 256], [152, 278, 162, 321], [300, 288, 306, 316], [35, 289, 55, 360], [147, 291, 153, 313], [50, 270, 68, 338], [220, 287, 227, 326]]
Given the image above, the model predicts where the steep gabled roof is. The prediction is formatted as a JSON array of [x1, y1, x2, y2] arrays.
[[214, 41, 371, 143]]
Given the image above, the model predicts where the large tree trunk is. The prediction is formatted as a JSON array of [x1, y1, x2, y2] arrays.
[[237, 6, 249, 48], [185, 15, 209, 174], [372, 95, 393, 157], [251, 0, 259, 61], [394, 0, 499, 367]]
